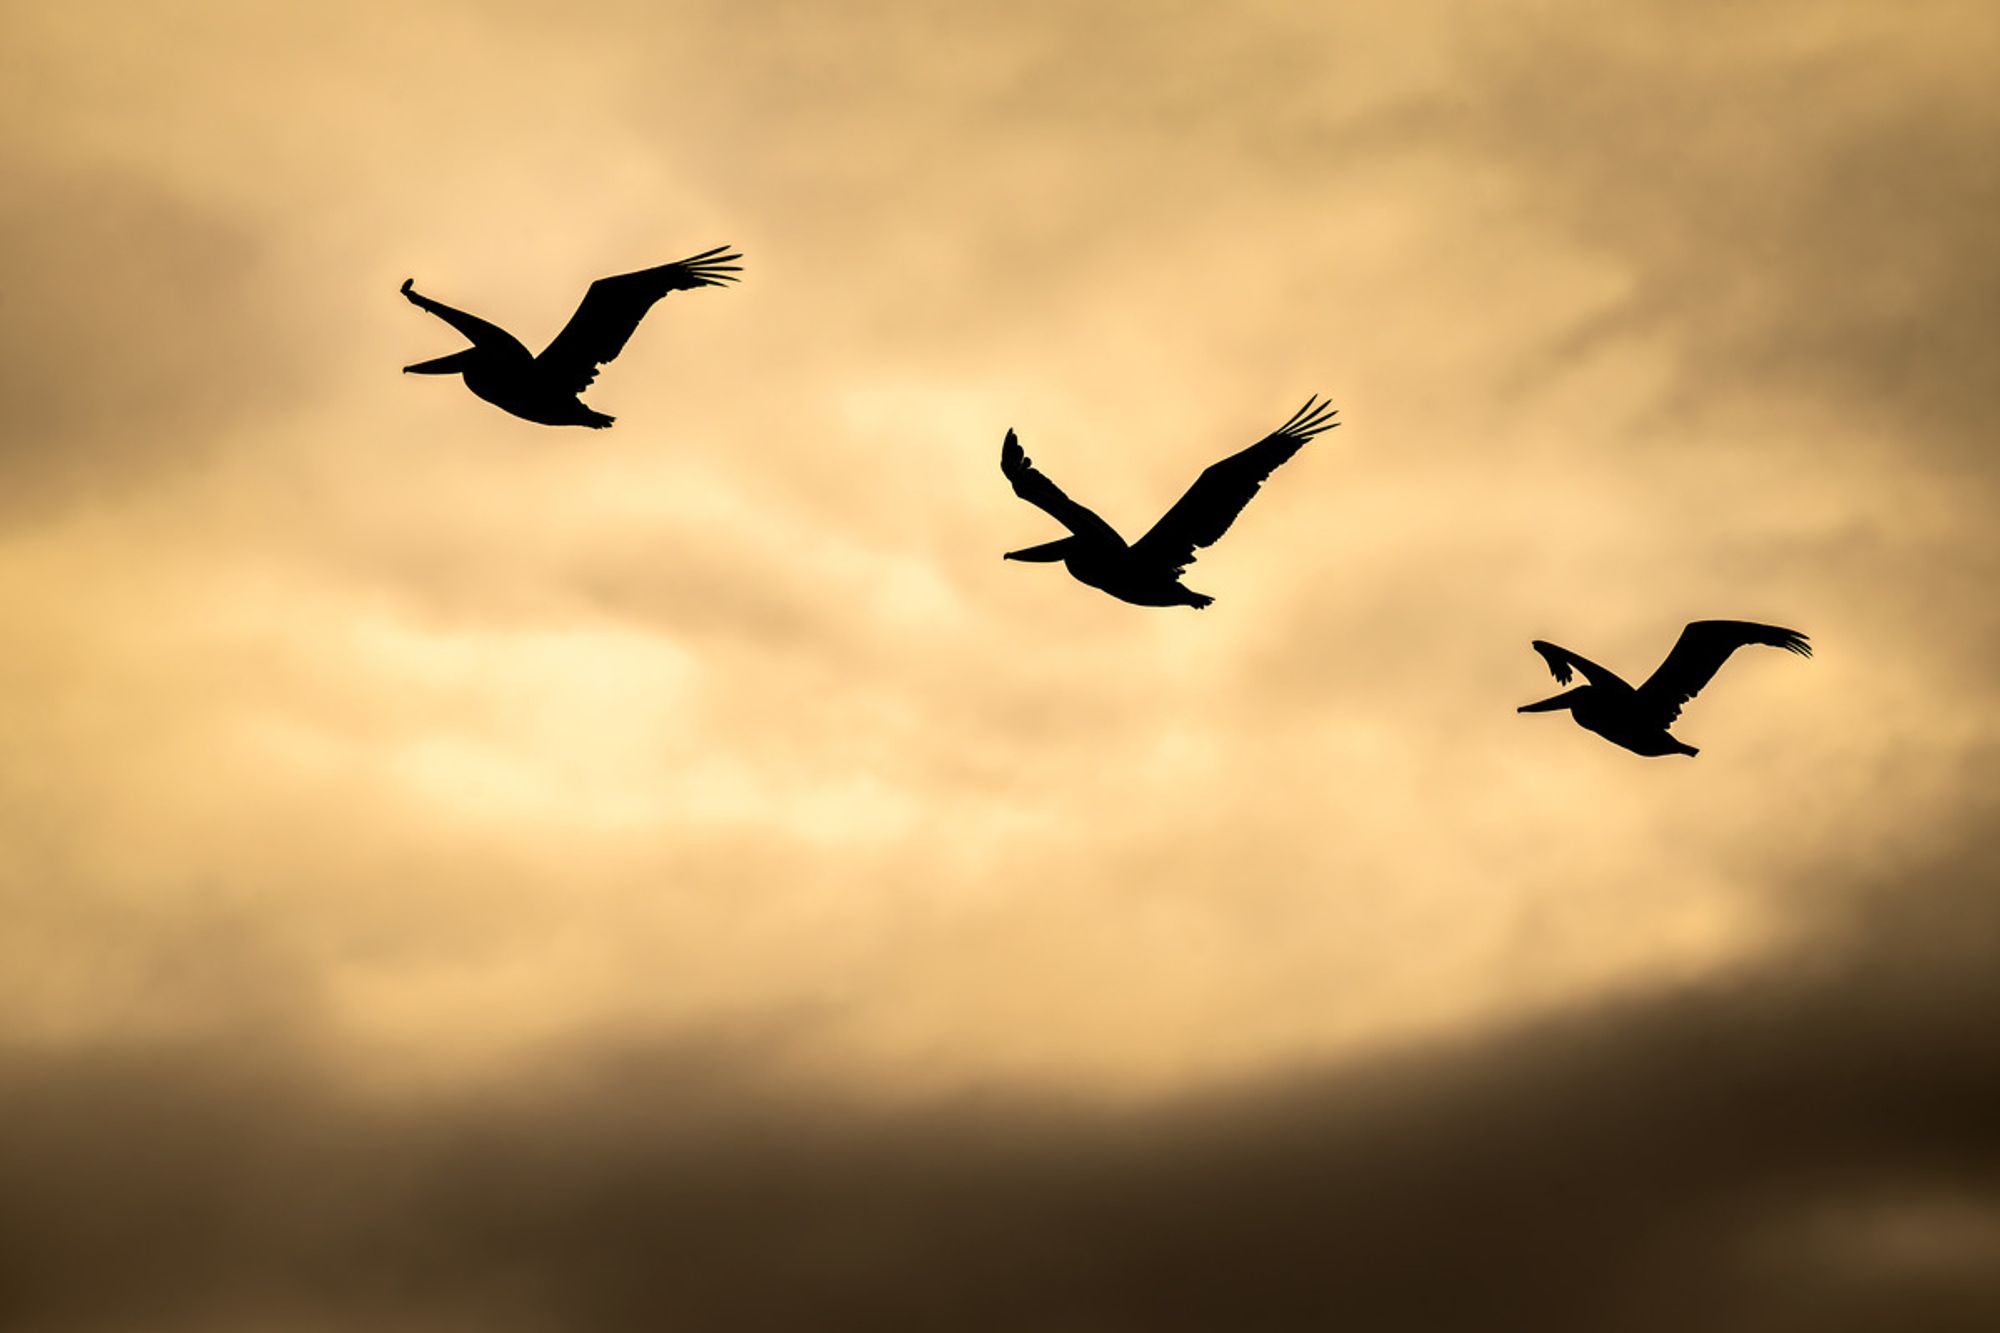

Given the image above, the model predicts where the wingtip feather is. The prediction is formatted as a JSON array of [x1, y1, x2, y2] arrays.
[[1275, 394, 1341, 442], [676, 245, 745, 287], [1529, 640, 1574, 685]]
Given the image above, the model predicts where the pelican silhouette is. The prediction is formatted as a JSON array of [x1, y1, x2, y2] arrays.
[[1519, 620, 1811, 756], [1001, 397, 1337, 608], [399, 246, 741, 428]]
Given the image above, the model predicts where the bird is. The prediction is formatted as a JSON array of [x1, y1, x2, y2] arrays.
[[398, 246, 742, 428], [1518, 620, 1811, 756], [1000, 397, 1337, 608]]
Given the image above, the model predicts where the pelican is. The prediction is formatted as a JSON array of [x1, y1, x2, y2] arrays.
[[399, 246, 742, 427], [1001, 397, 1337, 608], [1519, 620, 1811, 756]]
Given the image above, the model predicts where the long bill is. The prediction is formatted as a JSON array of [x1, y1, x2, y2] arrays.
[[1518, 687, 1588, 713], [403, 349, 480, 375], [1003, 538, 1075, 562]]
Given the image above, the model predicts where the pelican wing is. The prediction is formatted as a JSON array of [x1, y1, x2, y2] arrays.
[[400, 280, 529, 356], [535, 246, 742, 396], [1001, 431, 1122, 545], [1130, 397, 1336, 574], [1531, 640, 1629, 690], [1633, 620, 1812, 725]]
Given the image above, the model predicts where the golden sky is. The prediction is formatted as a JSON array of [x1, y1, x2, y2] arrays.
[[3, 1, 1997, 1327]]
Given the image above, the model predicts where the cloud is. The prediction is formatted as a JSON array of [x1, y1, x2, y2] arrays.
[[1456, 2, 2000, 459], [3, 0, 1993, 1096], [0, 158, 306, 521], [2, 7, 1997, 1325], [5, 799, 2000, 1332]]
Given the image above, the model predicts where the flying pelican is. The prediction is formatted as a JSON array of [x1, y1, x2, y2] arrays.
[[1000, 397, 1337, 609], [399, 246, 742, 428], [1518, 620, 1811, 756]]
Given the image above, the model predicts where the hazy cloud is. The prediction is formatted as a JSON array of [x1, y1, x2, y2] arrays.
[[7, 799, 2000, 1331], [1, 1, 1996, 1323]]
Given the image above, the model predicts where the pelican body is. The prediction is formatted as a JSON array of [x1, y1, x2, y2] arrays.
[[1002, 397, 1338, 609], [407, 340, 612, 428], [400, 246, 741, 429], [1003, 534, 1213, 608], [1519, 620, 1812, 757], [1519, 680, 1700, 756]]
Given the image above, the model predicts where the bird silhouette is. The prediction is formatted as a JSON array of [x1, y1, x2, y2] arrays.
[[1001, 397, 1337, 608], [1518, 620, 1811, 756], [399, 246, 741, 427]]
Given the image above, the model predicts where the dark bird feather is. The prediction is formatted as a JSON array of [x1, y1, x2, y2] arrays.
[[1130, 396, 1337, 574], [1530, 641, 1628, 690], [1632, 620, 1812, 727], [534, 246, 743, 396], [1000, 430, 1124, 547]]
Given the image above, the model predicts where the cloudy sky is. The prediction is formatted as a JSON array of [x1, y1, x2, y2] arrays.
[[3, 1, 1997, 1327]]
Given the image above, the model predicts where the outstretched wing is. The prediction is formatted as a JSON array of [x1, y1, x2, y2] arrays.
[[1633, 620, 1811, 726], [1001, 431, 1122, 545], [534, 246, 742, 396], [400, 279, 529, 356], [1531, 640, 1629, 690], [1129, 396, 1337, 574]]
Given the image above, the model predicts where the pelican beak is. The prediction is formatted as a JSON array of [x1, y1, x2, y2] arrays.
[[1004, 538, 1073, 563], [403, 349, 477, 375], [1518, 688, 1584, 713]]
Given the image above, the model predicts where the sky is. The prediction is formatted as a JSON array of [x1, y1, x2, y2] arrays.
[[2, 0, 1997, 1327]]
